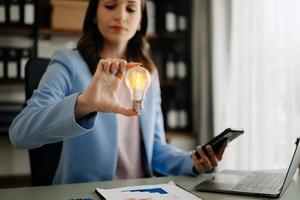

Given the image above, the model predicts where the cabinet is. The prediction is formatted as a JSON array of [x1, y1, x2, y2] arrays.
[[149, 0, 193, 134], [0, 0, 38, 133], [0, 0, 36, 187]]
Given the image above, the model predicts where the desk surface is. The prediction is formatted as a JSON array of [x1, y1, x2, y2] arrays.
[[0, 171, 299, 200]]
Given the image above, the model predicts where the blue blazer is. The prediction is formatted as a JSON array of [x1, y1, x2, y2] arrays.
[[9, 50, 195, 184]]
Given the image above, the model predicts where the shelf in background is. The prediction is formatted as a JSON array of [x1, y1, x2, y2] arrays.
[[39, 28, 82, 37], [0, 174, 31, 189], [166, 131, 193, 138], [38, 28, 181, 41], [160, 79, 189, 88], [160, 80, 179, 88], [39, 28, 160, 39], [0, 79, 25, 84], [0, 27, 184, 41], [0, 101, 24, 134], [0, 36, 34, 49], [0, 27, 35, 37]]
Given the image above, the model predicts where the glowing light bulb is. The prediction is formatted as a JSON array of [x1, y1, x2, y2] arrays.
[[125, 66, 151, 112]]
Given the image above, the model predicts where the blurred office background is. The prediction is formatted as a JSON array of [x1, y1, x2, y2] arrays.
[[0, 0, 299, 188]]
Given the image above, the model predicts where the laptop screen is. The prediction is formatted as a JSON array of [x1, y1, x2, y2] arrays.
[[280, 138, 300, 196]]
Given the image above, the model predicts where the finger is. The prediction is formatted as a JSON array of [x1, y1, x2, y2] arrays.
[[116, 58, 127, 76], [195, 163, 206, 174], [116, 106, 139, 116], [191, 154, 201, 166], [98, 59, 110, 75], [114, 58, 127, 66], [206, 145, 219, 167], [115, 59, 127, 78], [217, 141, 228, 160], [199, 149, 213, 171], [126, 62, 142, 71], [106, 58, 119, 74], [192, 153, 205, 167], [111, 63, 119, 75], [195, 145, 201, 159], [191, 154, 205, 173]]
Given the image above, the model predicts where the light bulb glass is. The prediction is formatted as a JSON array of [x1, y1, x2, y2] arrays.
[[125, 66, 151, 112]]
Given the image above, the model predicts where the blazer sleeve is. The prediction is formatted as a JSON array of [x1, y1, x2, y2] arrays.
[[9, 50, 96, 149], [150, 70, 195, 176]]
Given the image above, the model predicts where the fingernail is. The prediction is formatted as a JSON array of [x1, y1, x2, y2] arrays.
[[112, 67, 117, 74], [121, 66, 126, 76], [105, 63, 110, 74]]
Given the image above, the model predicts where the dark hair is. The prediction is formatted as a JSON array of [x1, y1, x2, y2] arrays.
[[77, 0, 154, 74]]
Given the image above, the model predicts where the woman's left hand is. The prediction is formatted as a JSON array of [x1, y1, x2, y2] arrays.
[[191, 142, 227, 174]]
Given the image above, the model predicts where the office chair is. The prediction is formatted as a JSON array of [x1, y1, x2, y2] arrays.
[[25, 58, 63, 186]]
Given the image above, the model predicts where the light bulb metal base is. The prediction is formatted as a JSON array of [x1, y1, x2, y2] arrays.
[[133, 100, 143, 112]]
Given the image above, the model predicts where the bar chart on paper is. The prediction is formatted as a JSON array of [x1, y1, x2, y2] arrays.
[[121, 187, 179, 200], [95, 182, 202, 200]]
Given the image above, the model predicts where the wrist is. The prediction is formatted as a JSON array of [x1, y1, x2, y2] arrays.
[[75, 92, 97, 119], [192, 165, 200, 175]]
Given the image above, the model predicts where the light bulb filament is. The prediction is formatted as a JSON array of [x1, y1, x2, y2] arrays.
[[125, 66, 151, 112], [130, 72, 147, 89]]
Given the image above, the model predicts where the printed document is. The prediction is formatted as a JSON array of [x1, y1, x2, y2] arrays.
[[95, 181, 202, 200]]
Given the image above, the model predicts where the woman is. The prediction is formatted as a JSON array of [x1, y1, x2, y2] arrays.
[[9, 0, 226, 184]]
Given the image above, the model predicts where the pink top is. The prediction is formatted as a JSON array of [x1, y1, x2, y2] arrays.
[[115, 78, 144, 179]]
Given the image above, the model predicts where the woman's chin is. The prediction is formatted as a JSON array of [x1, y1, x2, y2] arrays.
[[107, 36, 131, 44]]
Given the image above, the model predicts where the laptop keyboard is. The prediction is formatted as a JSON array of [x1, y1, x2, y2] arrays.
[[232, 172, 285, 194]]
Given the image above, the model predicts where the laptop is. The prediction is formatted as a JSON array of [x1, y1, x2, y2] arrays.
[[195, 138, 300, 198]]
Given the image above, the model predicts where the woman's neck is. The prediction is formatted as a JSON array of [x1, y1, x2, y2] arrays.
[[100, 41, 127, 59]]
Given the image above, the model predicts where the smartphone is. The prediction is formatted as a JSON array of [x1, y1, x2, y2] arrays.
[[194, 128, 244, 158]]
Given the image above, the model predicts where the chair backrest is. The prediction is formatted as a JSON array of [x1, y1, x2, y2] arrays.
[[25, 58, 63, 186]]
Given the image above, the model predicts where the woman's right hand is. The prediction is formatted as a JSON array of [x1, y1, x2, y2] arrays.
[[191, 142, 227, 174], [75, 58, 140, 119]]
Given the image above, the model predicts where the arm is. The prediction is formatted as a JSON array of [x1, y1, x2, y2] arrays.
[[9, 51, 96, 149], [9, 52, 140, 149], [150, 71, 226, 175], [150, 71, 195, 176]]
